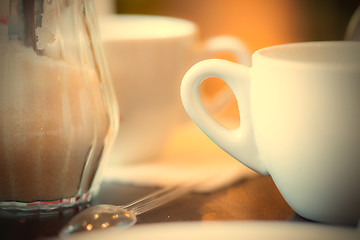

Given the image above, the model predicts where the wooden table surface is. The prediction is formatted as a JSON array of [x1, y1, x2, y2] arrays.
[[0, 175, 303, 240]]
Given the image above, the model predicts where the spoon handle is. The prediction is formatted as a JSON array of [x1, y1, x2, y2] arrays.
[[123, 182, 199, 216], [345, 5, 360, 40]]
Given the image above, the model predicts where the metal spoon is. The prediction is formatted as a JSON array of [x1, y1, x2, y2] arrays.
[[59, 182, 198, 237], [344, 5, 360, 40]]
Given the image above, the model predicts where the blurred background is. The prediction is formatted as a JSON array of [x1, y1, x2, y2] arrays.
[[94, 0, 360, 124], [95, 0, 360, 52]]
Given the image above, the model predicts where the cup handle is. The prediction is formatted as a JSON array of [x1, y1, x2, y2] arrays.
[[200, 36, 251, 113], [181, 59, 268, 175], [203, 35, 251, 66]]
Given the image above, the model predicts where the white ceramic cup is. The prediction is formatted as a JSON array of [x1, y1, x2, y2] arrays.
[[99, 14, 250, 164], [181, 41, 360, 225]]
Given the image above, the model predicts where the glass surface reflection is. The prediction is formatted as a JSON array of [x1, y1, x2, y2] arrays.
[[0, 0, 118, 211]]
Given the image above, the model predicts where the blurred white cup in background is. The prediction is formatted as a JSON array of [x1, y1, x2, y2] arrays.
[[99, 14, 250, 164]]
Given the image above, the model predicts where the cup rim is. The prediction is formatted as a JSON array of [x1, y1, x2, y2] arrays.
[[99, 14, 198, 40], [253, 41, 360, 68]]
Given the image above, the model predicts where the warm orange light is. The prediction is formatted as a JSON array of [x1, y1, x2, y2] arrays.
[[139, 0, 304, 52], [142, 0, 304, 121], [101, 222, 110, 229], [86, 224, 93, 231]]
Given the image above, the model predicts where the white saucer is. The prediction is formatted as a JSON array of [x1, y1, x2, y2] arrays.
[[69, 221, 359, 240]]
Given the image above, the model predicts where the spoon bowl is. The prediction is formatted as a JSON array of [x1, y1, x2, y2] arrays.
[[59, 182, 198, 237], [60, 205, 136, 236]]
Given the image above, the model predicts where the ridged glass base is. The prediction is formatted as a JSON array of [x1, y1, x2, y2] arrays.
[[0, 192, 92, 213]]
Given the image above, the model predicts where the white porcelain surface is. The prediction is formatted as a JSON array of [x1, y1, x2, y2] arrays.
[[66, 221, 360, 240], [99, 14, 250, 164], [181, 41, 360, 225]]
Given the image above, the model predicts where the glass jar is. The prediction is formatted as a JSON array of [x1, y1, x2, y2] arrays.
[[0, 0, 118, 211]]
